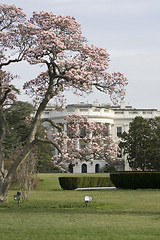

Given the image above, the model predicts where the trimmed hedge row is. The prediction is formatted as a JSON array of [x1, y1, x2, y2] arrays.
[[110, 172, 160, 189], [59, 176, 114, 190]]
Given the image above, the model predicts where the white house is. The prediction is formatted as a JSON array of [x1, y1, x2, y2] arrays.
[[42, 100, 160, 173]]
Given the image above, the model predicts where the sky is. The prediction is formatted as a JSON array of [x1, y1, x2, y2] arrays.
[[3, 0, 160, 109]]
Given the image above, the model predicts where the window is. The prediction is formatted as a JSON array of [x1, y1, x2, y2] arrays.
[[80, 128, 86, 137], [67, 108, 74, 112], [143, 111, 152, 114], [115, 111, 124, 114], [93, 108, 100, 112], [82, 164, 87, 173], [95, 164, 100, 173], [129, 111, 138, 114], [79, 109, 88, 112], [117, 127, 122, 137], [68, 163, 73, 173], [80, 144, 85, 149]]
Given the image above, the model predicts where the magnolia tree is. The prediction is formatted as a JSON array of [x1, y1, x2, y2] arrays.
[[49, 114, 119, 171], [0, 4, 127, 202]]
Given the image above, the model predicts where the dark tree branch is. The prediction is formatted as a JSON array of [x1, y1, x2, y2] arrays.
[[0, 58, 22, 68], [41, 118, 63, 131], [0, 85, 20, 105]]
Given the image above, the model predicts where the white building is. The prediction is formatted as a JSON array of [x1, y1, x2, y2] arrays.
[[42, 100, 160, 173]]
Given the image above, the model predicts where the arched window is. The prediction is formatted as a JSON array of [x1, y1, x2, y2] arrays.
[[68, 163, 73, 173], [95, 164, 100, 173], [82, 163, 87, 173]]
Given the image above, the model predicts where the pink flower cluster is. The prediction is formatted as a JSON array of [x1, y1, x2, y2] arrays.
[[51, 114, 119, 164], [0, 69, 18, 105], [0, 4, 128, 108], [0, 4, 26, 64], [22, 9, 127, 104]]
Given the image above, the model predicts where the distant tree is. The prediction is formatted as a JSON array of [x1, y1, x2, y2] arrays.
[[147, 117, 160, 170], [36, 143, 57, 173], [3, 101, 34, 159], [4, 101, 55, 172], [0, 4, 127, 202], [119, 116, 160, 171]]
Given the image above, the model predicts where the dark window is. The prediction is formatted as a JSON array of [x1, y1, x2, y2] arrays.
[[68, 163, 73, 173], [117, 127, 122, 137], [80, 144, 85, 149], [95, 164, 100, 173], [80, 128, 86, 137], [82, 163, 87, 173]]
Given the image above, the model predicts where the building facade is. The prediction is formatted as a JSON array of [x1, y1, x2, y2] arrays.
[[42, 100, 160, 173]]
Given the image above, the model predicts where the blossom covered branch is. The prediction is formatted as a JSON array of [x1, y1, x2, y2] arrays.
[[49, 114, 119, 166], [22, 11, 128, 104]]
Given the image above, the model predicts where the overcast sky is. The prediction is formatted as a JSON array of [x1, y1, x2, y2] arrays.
[[3, 0, 160, 109]]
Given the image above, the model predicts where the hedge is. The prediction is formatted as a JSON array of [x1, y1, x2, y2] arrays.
[[110, 172, 160, 189], [59, 176, 114, 190]]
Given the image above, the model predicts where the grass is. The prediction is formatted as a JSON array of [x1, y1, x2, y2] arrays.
[[1, 173, 160, 240]]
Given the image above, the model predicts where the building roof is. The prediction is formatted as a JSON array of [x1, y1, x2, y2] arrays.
[[67, 102, 158, 112]]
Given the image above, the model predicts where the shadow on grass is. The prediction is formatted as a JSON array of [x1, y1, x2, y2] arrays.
[[1, 202, 160, 218]]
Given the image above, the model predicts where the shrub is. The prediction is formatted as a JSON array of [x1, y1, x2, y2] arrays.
[[110, 172, 160, 189], [59, 176, 114, 190]]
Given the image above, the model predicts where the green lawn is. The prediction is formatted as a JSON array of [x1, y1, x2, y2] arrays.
[[1, 173, 160, 240]]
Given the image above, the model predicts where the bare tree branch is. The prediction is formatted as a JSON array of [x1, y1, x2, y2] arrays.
[[0, 58, 22, 68], [41, 118, 63, 131]]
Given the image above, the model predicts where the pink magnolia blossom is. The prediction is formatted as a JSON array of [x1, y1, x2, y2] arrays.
[[22, 10, 128, 105], [0, 4, 127, 110], [51, 114, 119, 165]]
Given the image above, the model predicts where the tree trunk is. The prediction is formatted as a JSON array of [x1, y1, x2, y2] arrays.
[[0, 175, 10, 202], [0, 106, 5, 173], [0, 106, 8, 202], [0, 66, 55, 202], [0, 96, 51, 202], [0, 142, 34, 202]]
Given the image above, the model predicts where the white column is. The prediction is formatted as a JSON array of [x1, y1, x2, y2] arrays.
[[63, 123, 67, 151], [54, 127, 59, 156], [63, 123, 67, 132], [76, 125, 79, 150], [108, 124, 112, 135]]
